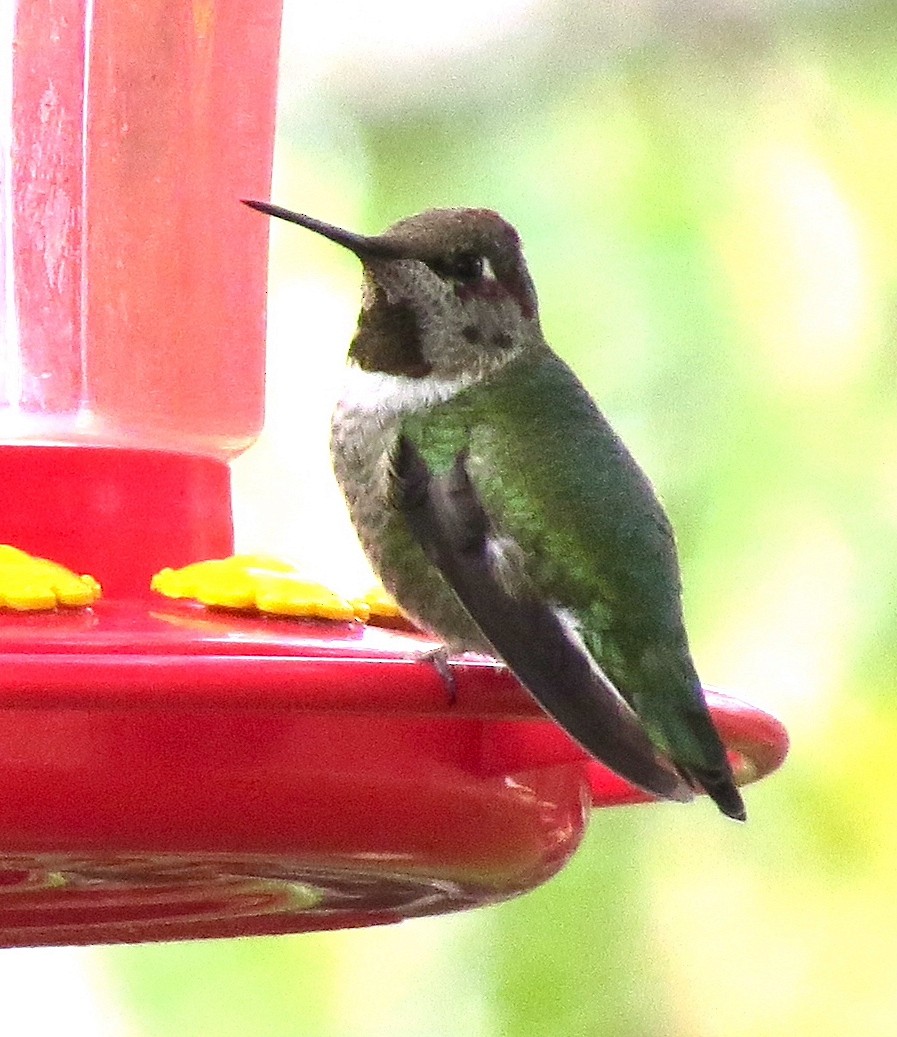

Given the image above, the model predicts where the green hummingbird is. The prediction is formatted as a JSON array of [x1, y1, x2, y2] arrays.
[[244, 199, 745, 821]]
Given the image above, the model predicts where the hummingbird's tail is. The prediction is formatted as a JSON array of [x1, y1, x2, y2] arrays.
[[682, 762, 746, 822], [625, 646, 746, 821]]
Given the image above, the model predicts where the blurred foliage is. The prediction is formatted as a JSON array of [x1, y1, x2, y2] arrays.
[[105, 1, 897, 1035]]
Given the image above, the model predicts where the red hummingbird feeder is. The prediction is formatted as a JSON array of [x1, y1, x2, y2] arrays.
[[0, 0, 787, 947]]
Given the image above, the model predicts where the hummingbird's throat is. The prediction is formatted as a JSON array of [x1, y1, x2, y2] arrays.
[[349, 290, 432, 378]]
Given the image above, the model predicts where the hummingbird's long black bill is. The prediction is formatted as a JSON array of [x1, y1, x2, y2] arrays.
[[392, 436, 694, 806], [242, 199, 405, 260]]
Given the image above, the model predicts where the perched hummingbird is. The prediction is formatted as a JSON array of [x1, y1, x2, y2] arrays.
[[244, 199, 745, 821]]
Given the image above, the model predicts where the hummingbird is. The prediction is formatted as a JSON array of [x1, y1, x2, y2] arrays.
[[244, 199, 745, 821]]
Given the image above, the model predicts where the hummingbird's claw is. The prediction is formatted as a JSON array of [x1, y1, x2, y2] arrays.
[[417, 644, 458, 705]]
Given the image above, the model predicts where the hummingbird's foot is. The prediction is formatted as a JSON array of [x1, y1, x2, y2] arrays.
[[0, 545, 102, 611], [417, 644, 458, 705], [151, 554, 404, 624]]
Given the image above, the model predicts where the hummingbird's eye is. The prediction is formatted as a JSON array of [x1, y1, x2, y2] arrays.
[[432, 252, 494, 284]]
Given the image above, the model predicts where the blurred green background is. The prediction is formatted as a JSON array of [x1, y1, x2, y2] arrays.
[[13, 0, 897, 1033]]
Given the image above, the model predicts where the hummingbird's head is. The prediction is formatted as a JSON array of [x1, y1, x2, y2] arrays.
[[244, 201, 542, 381]]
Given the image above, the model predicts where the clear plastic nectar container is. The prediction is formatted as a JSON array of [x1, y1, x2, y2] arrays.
[[0, 0, 282, 459]]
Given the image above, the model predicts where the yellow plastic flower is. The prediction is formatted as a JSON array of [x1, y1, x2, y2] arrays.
[[0, 545, 102, 611], [152, 554, 403, 623]]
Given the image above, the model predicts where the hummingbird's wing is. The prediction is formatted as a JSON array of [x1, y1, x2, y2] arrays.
[[392, 434, 694, 805], [396, 350, 744, 820]]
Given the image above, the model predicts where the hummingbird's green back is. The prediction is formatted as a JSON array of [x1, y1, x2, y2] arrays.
[[403, 349, 685, 656], [401, 348, 735, 799]]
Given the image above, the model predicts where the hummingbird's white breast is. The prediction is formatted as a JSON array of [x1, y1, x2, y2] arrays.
[[329, 361, 478, 567], [334, 360, 476, 421]]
